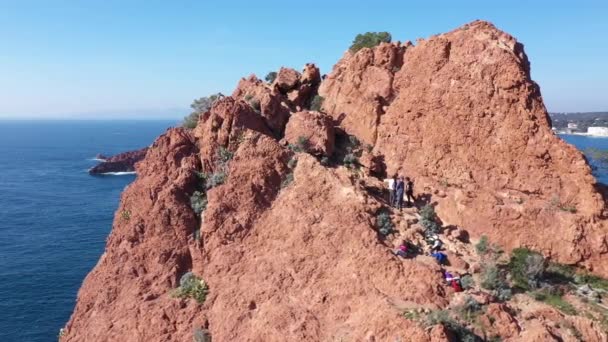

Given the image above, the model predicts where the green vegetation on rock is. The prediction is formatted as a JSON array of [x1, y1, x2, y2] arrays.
[[349, 32, 392, 53], [183, 93, 221, 129], [172, 272, 209, 303]]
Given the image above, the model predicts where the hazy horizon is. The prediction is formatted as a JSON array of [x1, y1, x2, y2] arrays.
[[1, 1, 606, 119]]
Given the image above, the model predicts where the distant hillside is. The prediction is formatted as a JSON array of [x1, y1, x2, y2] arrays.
[[549, 111, 608, 131]]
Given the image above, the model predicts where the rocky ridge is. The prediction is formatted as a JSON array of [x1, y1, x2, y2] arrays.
[[64, 20, 607, 341]]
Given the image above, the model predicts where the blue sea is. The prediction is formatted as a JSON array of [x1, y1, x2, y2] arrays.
[[0, 120, 176, 342], [0, 123, 606, 342]]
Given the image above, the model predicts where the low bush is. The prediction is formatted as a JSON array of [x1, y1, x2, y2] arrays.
[[480, 263, 511, 300], [423, 310, 481, 341], [343, 153, 359, 169], [475, 236, 489, 255], [287, 156, 298, 169], [205, 172, 226, 189], [310, 95, 324, 111], [419, 205, 441, 233], [532, 288, 577, 315], [460, 275, 475, 290], [350, 32, 392, 53], [190, 191, 207, 216], [288, 136, 309, 153], [193, 328, 212, 342], [216, 146, 234, 164], [183, 94, 221, 128], [508, 248, 546, 290], [480, 264, 502, 290], [320, 156, 330, 166], [265, 71, 277, 83], [454, 296, 482, 323], [376, 211, 394, 236], [121, 209, 131, 221], [281, 173, 294, 188], [173, 272, 209, 303]]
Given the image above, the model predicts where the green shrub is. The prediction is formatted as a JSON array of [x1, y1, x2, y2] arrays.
[[575, 273, 608, 291], [423, 310, 453, 327], [533, 288, 577, 315], [216, 146, 234, 164], [265, 71, 277, 83], [343, 153, 359, 169], [182, 112, 201, 129], [121, 209, 131, 221], [509, 248, 545, 290], [419, 205, 441, 233], [419, 204, 437, 221], [205, 172, 226, 189], [288, 136, 309, 153], [423, 310, 480, 341], [320, 156, 330, 166], [475, 236, 489, 255], [244, 94, 253, 101], [376, 211, 394, 236], [454, 296, 482, 323], [183, 94, 221, 128], [310, 95, 325, 111], [281, 173, 294, 188], [349, 32, 392, 53], [481, 264, 502, 290], [173, 272, 209, 303], [287, 157, 298, 169], [190, 191, 207, 216], [348, 135, 361, 149], [193, 328, 212, 342], [460, 275, 475, 290]]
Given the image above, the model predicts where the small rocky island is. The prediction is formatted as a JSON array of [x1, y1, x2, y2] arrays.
[[88, 148, 148, 174]]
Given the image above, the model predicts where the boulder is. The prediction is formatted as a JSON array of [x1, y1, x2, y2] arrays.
[[283, 111, 335, 156], [274, 67, 301, 92]]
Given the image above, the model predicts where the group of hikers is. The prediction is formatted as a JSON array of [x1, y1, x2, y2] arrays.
[[384, 174, 465, 292], [384, 174, 415, 210], [393, 236, 465, 292]]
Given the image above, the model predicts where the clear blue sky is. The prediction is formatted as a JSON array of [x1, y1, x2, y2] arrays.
[[0, 0, 606, 119]]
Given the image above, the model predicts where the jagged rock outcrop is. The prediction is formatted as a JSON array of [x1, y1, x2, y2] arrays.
[[283, 110, 335, 156], [88, 147, 148, 174], [67, 129, 202, 341], [320, 20, 608, 276], [65, 20, 608, 342]]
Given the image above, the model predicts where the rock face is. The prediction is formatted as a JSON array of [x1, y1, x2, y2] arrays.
[[283, 110, 335, 156], [320, 20, 608, 276], [89, 148, 148, 174], [65, 20, 608, 342]]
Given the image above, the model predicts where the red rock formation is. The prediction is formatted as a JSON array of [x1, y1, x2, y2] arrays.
[[320, 20, 608, 276], [283, 110, 335, 156], [89, 147, 148, 174], [65, 20, 608, 342]]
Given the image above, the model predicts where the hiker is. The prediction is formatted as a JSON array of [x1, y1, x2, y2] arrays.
[[431, 251, 447, 265], [395, 176, 405, 210], [431, 238, 443, 252], [393, 240, 409, 258], [451, 277, 463, 292], [405, 177, 415, 207], [384, 174, 397, 207]]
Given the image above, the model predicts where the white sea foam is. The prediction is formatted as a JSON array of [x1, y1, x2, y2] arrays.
[[100, 171, 136, 176], [88, 158, 107, 162]]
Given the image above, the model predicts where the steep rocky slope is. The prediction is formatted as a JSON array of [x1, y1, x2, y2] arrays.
[[64, 21, 608, 341], [320, 20, 607, 275]]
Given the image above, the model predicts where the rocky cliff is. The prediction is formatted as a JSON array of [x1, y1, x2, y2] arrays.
[[64, 21, 608, 341], [89, 148, 148, 174]]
